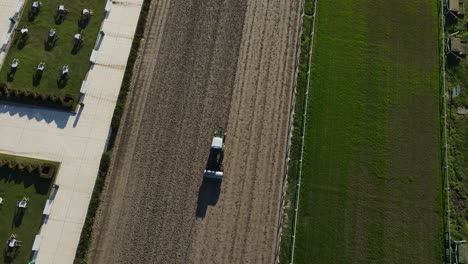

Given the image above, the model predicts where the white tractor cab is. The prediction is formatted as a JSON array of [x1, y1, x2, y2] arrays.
[[203, 128, 225, 180]]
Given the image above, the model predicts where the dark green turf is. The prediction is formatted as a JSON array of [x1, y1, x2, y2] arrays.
[[294, 0, 441, 263], [0, 0, 106, 101], [0, 167, 53, 264]]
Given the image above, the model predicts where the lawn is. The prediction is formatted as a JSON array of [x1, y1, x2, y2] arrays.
[[0, 167, 53, 264], [0, 0, 107, 109], [293, 0, 442, 263]]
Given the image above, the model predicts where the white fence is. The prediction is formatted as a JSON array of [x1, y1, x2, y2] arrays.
[[440, 0, 452, 263], [273, 0, 319, 263]]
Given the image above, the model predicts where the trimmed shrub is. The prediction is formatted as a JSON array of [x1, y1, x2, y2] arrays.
[[26, 164, 34, 173], [39, 163, 56, 179], [40, 93, 48, 101], [7, 160, 16, 169], [0, 85, 8, 94], [60, 95, 74, 107], [13, 89, 23, 98], [23, 90, 32, 100], [17, 163, 26, 171], [0, 81, 76, 110]]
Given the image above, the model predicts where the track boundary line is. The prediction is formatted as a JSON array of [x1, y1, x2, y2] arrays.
[[439, 0, 451, 263], [273, 0, 304, 261], [288, 0, 318, 263]]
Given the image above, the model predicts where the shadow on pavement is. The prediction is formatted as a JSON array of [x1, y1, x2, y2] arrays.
[[0, 102, 71, 129], [196, 178, 222, 218], [73, 104, 84, 127]]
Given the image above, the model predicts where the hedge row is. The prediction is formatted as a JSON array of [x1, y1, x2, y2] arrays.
[[0, 84, 76, 110], [0, 158, 57, 178], [73, 0, 152, 262]]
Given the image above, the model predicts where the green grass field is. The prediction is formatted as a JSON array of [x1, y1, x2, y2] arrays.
[[293, 0, 442, 263], [0, 167, 53, 264], [0, 0, 106, 103]]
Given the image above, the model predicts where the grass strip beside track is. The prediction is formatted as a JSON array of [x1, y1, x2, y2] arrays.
[[279, 11, 313, 263]]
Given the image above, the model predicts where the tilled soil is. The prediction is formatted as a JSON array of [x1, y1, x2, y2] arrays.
[[88, 0, 301, 263]]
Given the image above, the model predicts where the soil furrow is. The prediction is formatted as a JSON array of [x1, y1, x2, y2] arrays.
[[88, 0, 301, 262]]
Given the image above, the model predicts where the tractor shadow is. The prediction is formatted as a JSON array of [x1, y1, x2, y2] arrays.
[[195, 178, 221, 218]]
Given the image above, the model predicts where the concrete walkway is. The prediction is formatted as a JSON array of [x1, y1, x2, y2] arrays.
[[0, 0, 143, 263]]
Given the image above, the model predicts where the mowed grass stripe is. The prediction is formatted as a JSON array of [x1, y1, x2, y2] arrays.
[[295, 0, 441, 263]]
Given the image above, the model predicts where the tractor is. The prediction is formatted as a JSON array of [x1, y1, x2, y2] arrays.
[[203, 128, 225, 180]]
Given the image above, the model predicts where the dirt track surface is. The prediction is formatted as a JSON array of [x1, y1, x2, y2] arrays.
[[88, 0, 301, 263]]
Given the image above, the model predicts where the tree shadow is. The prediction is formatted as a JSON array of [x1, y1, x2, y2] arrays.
[[78, 17, 90, 29], [44, 39, 57, 51], [3, 247, 18, 264], [195, 178, 221, 218], [71, 42, 83, 55], [17, 40, 26, 50], [12, 208, 25, 227], [32, 73, 42, 86], [28, 9, 39, 22], [57, 76, 69, 88], [0, 168, 52, 195], [6, 68, 17, 82], [54, 11, 68, 25], [445, 12, 459, 27], [447, 53, 462, 68]]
